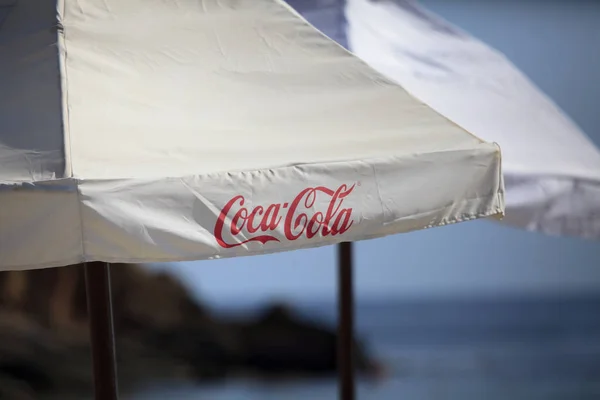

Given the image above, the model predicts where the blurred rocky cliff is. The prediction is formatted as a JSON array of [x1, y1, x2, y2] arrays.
[[0, 263, 380, 399]]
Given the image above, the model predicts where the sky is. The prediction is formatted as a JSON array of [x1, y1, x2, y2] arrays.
[[153, 0, 600, 305]]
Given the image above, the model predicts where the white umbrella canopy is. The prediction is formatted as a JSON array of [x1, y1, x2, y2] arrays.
[[345, 0, 600, 241], [0, 0, 504, 271], [1, 0, 504, 399]]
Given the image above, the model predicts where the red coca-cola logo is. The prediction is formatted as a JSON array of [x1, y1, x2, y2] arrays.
[[214, 184, 356, 248]]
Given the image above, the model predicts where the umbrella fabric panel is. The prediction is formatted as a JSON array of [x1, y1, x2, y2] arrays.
[[0, 0, 505, 270], [77, 145, 503, 265], [500, 174, 600, 240], [0, 180, 82, 270], [345, 0, 600, 240], [60, 0, 488, 180], [2, 0, 489, 180], [0, 0, 66, 182], [1, 144, 503, 270]]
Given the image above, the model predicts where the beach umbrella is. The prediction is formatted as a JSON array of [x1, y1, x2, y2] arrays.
[[0, 0, 505, 399], [345, 0, 600, 241]]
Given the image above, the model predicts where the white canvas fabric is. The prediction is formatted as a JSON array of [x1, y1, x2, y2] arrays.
[[346, 0, 600, 240], [0, 0, 504, 271]]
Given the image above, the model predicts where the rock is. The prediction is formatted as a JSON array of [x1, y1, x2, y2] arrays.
[[232, 303, 382, 379], [0, 264, 381, 398], [0, 311, 93, 399]]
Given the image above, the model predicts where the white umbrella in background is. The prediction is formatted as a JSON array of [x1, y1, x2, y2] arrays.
[[0, 0, 504, 399], [346, 0, 600, 240]]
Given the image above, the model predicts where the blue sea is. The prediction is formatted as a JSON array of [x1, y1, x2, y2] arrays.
[[131, 295, 600, 399]]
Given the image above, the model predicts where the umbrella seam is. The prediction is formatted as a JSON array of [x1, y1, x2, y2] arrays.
[[75, 178, 88, 264], [56, 0, 73, 179]]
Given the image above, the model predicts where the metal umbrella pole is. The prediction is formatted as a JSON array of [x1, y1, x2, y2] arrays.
[[338, 242, 355, 400], [84, 262, 119, 400]]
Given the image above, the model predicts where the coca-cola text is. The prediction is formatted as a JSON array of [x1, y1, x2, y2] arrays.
[[214, 184, 355, 248]]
